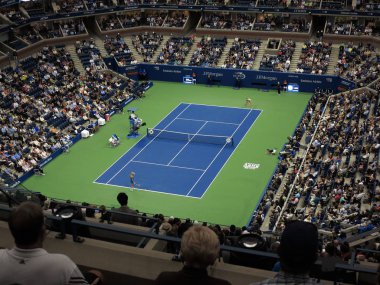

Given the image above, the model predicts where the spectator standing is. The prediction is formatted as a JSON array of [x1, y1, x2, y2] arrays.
[[250, 221, 319, 284], [155, 225, 231, 285], [0, 201, 89, 285]]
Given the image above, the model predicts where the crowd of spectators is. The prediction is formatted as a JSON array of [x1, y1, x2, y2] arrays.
[[140, 0, 166, 3], [156, 36, 193, 65], [296, 41, 332, 74], [253, 14, 283, 31], [10, 20, 85, 48], [250, 89, 331, 234], [234, 13, 255, 30], [351, 20, 377, 36], [282, 17, 311, 33], [76, 39, 106, 72], [2, 7, 27, 24], [197, 0, 224, 5], [354, 0, 380, 11], [260, 40, 295, 72], [61, 20, 87, 36], [132, 32, 163, 62], [336, 43, 373, 77], [325, 20, 351, 35], [189, 36, 226, 67], [119, 12, 143, 28], [222, 38, 260, 69], [20, 0, 50, 18], [146, 12, 167, 27], [0, 45, 142, 185], [56, 0, 86, 13], [321, 0, 345, 9], [98, 15, 122, 31], [287, 0, 320, 8], [33, 22, 63, 39], [256, 0, 283, 7], [335, 43, 380, 86], [84, 0, 115, 9], [275, 89, 379, 235], [249, 87, 379, 258], [200, 13, 232, 29], [104, 35, 137, 65], [163, 12, 188, 28], [15, 26, 43, 44]]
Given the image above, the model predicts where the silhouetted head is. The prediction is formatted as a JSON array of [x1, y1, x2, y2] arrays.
[[278, 221, 318, 274], [117, 192, 128, 206]]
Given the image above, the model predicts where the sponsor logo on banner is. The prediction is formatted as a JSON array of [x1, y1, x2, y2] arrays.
[[163, 69, 181, 74], [243, 163, 260, 170], [256, 75, 277, 81], [233, 72, 246, 80], [203, 71, 223, 78]]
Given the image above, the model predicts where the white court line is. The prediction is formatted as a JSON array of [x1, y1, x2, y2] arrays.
[[199, 110, 263, 199], [93, 102, 187, 183], [95, 103, 262, 199], [181, 102, 262, 112], [132, 160, 205, 172], [167, 121, 208, 166], [185, 109, 259, 197], [104, 103, 192, 184], [176, 117, 240, 126], [93, 181, 201, 199]]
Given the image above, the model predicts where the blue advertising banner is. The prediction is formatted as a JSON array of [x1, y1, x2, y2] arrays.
[[117, 64, 355, 93]]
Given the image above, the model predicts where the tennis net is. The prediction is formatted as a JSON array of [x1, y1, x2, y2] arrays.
[[146, 128, 234, 146]]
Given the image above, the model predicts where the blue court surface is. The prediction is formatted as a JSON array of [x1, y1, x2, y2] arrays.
[[94, 103, 261, 198]]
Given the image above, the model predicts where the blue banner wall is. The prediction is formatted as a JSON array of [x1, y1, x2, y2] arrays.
[[118, 64, 355, 93]]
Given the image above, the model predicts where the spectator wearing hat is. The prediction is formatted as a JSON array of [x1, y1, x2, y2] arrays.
[[250, 221, 319, 284], [155, 225, 231, 285], [159, 222, 172, 235]]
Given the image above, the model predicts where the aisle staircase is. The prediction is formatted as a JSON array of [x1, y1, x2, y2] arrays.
[[182, 36, 198, 66], [326, 44, 341, 75], [150, 35, 171, 63], [94, 37, 110, 59], [124, 35, 144, 63], [252, 46, 266, 70], [217, 38, 234, 67], [66, 44, 86, 75], [288, 42, 304, 73]]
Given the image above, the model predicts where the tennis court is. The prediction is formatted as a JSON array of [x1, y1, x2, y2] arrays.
[[95, 103, 261, 198]]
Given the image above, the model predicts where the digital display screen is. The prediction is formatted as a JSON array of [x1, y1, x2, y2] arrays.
[[287, 83, 299, 92], [183, 76, 193, 84]]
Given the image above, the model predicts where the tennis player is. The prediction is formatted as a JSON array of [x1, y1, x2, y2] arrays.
[[245, 97, 252, 107], [129, 171, 135, 190]]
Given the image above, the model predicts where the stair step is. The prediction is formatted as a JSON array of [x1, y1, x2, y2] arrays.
[[66, 44, 86, 75]]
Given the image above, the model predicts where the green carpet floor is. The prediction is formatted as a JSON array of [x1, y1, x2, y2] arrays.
[[23, 81, 311, 226]]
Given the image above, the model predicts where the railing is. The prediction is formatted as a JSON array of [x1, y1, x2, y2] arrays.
[[1, 203, 378, 284]]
